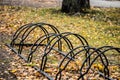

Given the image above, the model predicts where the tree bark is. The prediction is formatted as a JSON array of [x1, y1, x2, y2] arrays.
[[61, 0, 90, 13]]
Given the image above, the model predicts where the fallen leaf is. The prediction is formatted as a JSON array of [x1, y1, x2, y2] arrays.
[[10, 69, 17, 73]]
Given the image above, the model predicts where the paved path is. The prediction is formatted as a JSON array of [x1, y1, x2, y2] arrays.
[[59, 0, 120, 8], [90, 0, 120, 8], [0, 0, 120, 8]]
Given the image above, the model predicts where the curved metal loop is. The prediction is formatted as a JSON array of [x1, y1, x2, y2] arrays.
[[78, 46, 120, 80], [10, 22, 60, 46], [10, 23, 61, 55], [6, 23, 120, 80], [28, 32, 75, 65], [18, 25, 49, 54], [55, 46, 90, 80], [10, 23, 33, 46], [27, 33, 58, 62], [40, 32, 89, 71], [55, 46, 118, 80], [44, 32, 89, 57], [35, 22, 60, 34], [40, 33, 73, 70]]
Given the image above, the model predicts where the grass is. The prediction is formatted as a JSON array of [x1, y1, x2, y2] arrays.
[[0, 6, 120, 79], [0, 6, 120, 48]]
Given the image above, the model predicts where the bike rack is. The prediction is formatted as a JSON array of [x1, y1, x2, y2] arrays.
[[6, 23, 120, 80]]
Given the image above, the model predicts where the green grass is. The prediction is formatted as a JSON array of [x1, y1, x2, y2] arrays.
[[0, 6, 119, 79], [0, 6, 120, 47]]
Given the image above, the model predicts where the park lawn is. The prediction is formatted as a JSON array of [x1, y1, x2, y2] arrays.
[[0, 6, 120, 79], [0, 6, 119, 48]]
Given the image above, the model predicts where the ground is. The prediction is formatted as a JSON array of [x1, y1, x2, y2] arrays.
[[0, 6, 120, 80], [0, 32, 17, 80], [0, 32, 45, 80], [0, 49, 17, 80]]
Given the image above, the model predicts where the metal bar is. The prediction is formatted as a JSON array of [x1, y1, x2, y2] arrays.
[[5, 23, 120, 80], [97, 71, 114, 80], [5, 44, 28, 62], [12, 43, 74, 60], [51, 47, 74, 60], [14, 43, 45, 47], [33, 66, 54, 80], [6, 44, 54, 80]]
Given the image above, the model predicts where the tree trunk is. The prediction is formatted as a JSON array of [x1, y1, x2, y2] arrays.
[[61, 0, 90, 13]]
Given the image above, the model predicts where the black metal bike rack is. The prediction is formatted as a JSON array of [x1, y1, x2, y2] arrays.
[[6, 23, 120, 80]]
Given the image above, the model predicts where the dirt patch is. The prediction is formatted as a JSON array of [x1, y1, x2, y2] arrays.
[[0, 31, 17, 80], [0, 48, 17, 80]]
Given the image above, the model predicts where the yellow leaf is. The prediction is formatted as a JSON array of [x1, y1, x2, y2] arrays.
[[44, 69, 53, 73], [92, 63, 104, 72], [34, 72, 41, 77], [75, 60, 82, 66], [10, 69, 17, 73], [109, 65, 119, 71], [60, 65, 64, 70], [65, 61, 79, 71], [23, 63, 36, 67]]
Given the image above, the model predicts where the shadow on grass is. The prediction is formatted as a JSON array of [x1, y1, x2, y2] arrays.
[[104, 26, 120, 37], [1, 6, 119, 26], [49, 8, 120, 26]]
